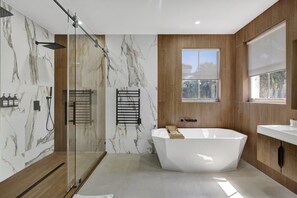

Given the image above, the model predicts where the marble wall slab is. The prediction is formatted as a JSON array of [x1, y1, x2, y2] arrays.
[[105, 35, 157, 154], [0, 2, 54, 182]]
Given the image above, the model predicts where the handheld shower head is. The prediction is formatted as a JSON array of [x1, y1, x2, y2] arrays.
[[49, 87, 52, 98], [46, 87, 53, 100]]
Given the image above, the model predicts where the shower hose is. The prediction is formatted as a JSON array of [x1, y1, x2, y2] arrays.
[[46, 97, 55, 132]]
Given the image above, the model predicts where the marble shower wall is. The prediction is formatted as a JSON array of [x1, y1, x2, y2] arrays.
[[0, 2, 54, 182], [105, 35, 157, 154]]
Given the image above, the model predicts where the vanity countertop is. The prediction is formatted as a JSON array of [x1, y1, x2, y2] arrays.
[[257, 125, 297, 146]]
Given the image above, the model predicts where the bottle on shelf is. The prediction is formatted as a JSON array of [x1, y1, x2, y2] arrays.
[[1, 94, 8, 107], [13, 94, 19, 106], [8, 94, 14, 107]]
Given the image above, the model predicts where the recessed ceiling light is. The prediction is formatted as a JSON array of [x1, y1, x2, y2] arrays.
[[195, 21, 201, 25]]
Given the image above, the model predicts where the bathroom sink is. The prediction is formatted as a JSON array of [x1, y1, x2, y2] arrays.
[[257, 125, 297, 146], [282, 129, 297, 133]]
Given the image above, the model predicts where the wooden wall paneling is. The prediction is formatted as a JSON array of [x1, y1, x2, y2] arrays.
[[158, 35, 235, 129], [235, 44, 249, 102], [54, 35, 68, 152], [234, 0, 297, 193], [291, 0, 297, 110], [292, 40, 297, 109]]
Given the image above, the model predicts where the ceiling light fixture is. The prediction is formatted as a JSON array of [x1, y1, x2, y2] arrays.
[[195, 21, 201, 25]]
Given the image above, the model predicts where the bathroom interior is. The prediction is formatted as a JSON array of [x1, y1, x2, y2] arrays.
[[0, 0, 297, 197]]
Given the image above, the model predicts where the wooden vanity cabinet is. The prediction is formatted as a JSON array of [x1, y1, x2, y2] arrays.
[[257, 134, 297, 183], [282, 142, 297, 183], [257, 134, 281, 173]]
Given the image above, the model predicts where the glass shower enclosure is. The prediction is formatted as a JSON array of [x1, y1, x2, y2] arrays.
[[66, 14, 105, 190]]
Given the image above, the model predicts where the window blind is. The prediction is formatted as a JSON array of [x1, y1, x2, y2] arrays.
[[182, 49, 220, 80], [247, 22, 286, 77]]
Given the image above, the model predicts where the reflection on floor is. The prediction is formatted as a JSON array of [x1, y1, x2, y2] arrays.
[[79, 154, 297, 198], [68, 152, 105, 185]]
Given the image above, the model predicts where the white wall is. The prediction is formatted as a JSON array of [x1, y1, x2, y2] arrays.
[[0, 2, 54, 182], [105, 35, 157, 153]]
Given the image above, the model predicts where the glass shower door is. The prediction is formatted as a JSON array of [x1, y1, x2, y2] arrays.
[[74, 19, 104, 184], [67, 14, 105, 190], [67, 14, 77, 190]]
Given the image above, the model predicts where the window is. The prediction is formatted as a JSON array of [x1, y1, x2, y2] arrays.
[[182, 49, 220, 102], [248, 22, 286, 103]]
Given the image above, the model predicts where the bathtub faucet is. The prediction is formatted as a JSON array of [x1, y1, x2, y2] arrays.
[[181, 118, 197, 122]]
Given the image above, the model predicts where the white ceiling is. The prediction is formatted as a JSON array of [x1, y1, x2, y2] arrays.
[[3, 0, 278, 35]]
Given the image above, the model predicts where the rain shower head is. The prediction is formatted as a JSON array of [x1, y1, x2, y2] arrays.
[[35, 41, 66, 50], [0, 6, 13, 18]]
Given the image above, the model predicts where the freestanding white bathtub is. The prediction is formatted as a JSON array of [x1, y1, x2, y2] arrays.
[[152, 128, 247, 172]]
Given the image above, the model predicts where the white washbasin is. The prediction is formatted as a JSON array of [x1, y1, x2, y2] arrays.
[[257, 125, 297, 145]]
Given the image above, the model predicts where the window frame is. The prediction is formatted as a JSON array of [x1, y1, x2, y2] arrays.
[[247, 22, 287, 104], [181, 48, 221, 103]]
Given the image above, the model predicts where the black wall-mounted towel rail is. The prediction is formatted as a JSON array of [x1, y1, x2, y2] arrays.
[[64, 90, 93, 125], [116, 89, 141, 125]]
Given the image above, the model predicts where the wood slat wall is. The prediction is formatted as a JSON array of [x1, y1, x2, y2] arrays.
[[54, 35, 68, 151], [158, 35, 235, 128], [234, 0, 297, 193]]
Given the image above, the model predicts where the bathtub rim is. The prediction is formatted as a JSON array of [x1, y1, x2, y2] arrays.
[[152, 128, 247, 140]]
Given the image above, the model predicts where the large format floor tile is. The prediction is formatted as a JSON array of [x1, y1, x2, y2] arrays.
[[78, 154, 296, 198]]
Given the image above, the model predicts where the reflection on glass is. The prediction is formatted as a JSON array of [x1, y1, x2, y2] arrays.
[[182, 80, 198, 98], [182, 49, 219, 101], [199, 80, 217, 99], [67, 14, 105, 191], [250, 70, 286, 99]]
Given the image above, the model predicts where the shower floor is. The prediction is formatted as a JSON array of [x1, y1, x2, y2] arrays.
[[78, 154, 297, 198], [0, 151, 105, 197]]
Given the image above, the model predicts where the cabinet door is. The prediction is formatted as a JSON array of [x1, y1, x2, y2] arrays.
[[282, 142, 297, 182], [257, 134, 281, 172]]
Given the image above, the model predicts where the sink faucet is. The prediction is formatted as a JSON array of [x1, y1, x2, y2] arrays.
[[181, 118, 197, 122]]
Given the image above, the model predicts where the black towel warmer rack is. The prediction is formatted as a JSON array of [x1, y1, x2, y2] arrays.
[[116, 89, 141, 125], [64, 89, 93, 125]]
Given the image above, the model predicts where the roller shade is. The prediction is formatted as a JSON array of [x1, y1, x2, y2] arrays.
[[182, 49, 220, 80], [247, 22, 286, 77]]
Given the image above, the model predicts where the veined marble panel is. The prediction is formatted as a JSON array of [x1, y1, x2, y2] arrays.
[[0, 2, 54, 182], [105, 35, 157, 154]]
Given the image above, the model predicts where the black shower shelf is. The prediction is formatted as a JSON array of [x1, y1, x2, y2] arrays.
[[116, 89, 141, 125]]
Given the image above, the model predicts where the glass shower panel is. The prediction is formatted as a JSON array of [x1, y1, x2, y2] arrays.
[[74, 20, 105, 183], [57, 1, 106, 193], [67, 15, 77, 190]]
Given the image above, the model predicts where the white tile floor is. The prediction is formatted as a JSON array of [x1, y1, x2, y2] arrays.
[[78, 154, 297, 198]]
